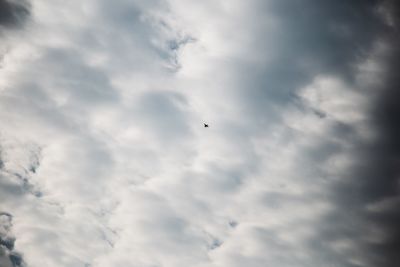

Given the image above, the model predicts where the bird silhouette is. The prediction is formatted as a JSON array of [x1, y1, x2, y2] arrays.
[[204, 123, 209, 128]]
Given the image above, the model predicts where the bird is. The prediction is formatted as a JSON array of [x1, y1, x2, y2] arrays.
[[204, 123, 209, 128]]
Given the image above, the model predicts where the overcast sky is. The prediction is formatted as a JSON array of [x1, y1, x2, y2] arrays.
[[0, 0, 399, 266]]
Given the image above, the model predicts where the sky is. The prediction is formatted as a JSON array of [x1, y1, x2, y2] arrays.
[[0, 0, 399, 266]]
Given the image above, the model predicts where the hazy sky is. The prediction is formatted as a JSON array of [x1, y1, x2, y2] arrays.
[[0, 0, 399, 266]]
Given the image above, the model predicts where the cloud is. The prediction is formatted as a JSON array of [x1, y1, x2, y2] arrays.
[[0, 0, 398, 267], [326, 2, 400, 266], [0, 0, 30, 28], [0, 199, 26, 267]]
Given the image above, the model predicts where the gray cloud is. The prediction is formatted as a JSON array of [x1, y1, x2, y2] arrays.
[[230, 0, 387, 124], [267, 1, 400, 266], [327, 2, 400, 266], [0, 210, 25, 267], [0, 0, 30, 28]]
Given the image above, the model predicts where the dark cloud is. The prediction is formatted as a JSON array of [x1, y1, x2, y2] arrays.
[[229, 0, 400, 266], [354, 1, 400, 264], [0, 212, 25, 267], [0, 0, 30, 28], [304, 1, 400, 266], [236, 0, 387, 123]]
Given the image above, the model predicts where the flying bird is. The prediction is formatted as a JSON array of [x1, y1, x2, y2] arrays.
[[204, 123, 209, 128]]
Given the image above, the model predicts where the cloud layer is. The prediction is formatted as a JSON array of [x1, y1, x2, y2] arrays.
[[0, 0, 399, 266]]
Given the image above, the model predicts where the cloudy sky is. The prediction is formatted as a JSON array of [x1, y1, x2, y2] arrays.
[[0, 0, 399, 266]]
